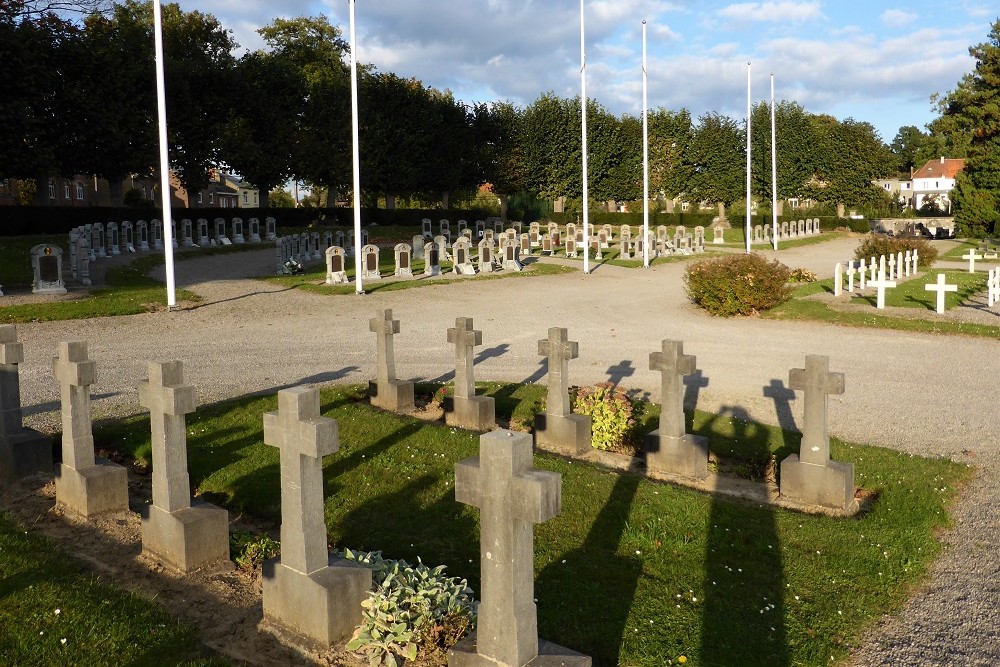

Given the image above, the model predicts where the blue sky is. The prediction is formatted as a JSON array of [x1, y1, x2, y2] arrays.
[[183, 0, 995, 144]]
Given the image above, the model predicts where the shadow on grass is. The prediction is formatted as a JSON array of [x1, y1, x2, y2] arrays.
[[700, 408, 789, 667]]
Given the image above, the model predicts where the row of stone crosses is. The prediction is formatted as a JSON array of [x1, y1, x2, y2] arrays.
[[831, 247, 1000, 314], [0, 308, 854, 664]]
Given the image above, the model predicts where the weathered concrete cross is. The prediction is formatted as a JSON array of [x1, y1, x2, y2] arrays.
[[447, 317, 482, 400], [369, 309, 400, 385], [263, 387, 338, 575], [0, 325, 25, 437], [454, 430, 561, 667], [53, 341, 97, 470], [963, 248, 982, 273], [538, 328, 578, 417], [139, 361, 197, 513], [788, 355, 844, 466], [650, 340, 697, 439], [868, 270, 896, 309], [925, 273, 958, 313]]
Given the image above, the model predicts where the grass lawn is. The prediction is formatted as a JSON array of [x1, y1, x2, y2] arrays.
[[93, 382, 970, 667], [0, 512, 223, 667], [0, 235, 67, 286], [764, 271, 1000, 339]]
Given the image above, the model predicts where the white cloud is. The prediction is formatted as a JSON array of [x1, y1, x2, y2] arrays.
[[880, 9, 918, 26], [716, 1, 822, 24]]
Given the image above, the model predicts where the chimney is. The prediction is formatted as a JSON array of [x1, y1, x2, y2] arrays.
[[940, 156, 945, 164]]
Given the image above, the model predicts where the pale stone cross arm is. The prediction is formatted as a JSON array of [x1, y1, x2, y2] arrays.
[[650, 340, 697, 438], [139, 360, 197, 514], [788, 355, 844, 466], [447, 317, 483, 400], [370, 309, 401, 384], [538, 328, 579, 417], [53, 341, 97, 470]]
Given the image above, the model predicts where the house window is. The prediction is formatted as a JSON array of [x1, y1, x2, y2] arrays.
[[209, 191, 215, 204], [63, 183, 70, 199], [681, 202, 690, 211], [242, 192, 248, 204], [197, 192, 203, 204], [49, 180, 56, 199], [254, 192, 258, 205], [935, 181, 939, 188], [788, 198, 800, 209], [76, 182, 84, 200]]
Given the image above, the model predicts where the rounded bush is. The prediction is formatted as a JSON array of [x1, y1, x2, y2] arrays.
[[684, 253, 792, 317], [853, 234, 937, 268], [572, 382, 637, 452]]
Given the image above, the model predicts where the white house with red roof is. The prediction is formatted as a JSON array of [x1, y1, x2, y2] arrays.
[[911, 157, 965, 213]]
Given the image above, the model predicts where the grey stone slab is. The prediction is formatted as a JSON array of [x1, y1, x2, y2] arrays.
[[534, 328, 592, 456], [645, 340, 708, 479], [369, 310, 414, 412], [0, 325, 52, 480], [446, 318, 495, 430]]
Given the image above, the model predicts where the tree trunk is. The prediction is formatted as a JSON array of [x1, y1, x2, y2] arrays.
[[35, 173, 48, 206], [260, 189, 270, 208], [326, 185, 338, 208], [442, 190, 450, 210], [499, 194, 509, 222], [108, 177, 124, 207], [385, 194, 396, 209]]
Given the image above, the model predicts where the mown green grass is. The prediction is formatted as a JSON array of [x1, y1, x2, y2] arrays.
[[93, 382, 971, 667], [0, 235, 67, 286], [765, 271, 1000, 339], [0, 512, 225, 667]]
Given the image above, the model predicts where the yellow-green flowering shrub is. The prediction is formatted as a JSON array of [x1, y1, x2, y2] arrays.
[[572, 382, 637, 452]]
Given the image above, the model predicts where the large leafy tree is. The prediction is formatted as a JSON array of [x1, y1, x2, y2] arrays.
[[471, 101, 527, 218], [805, 115, 895, 208], [944, 19, 1000, 237], [686, 112, 745, 206], [889, 125, 947, 175], [750, 100, 816, 203], [521, 93, 580, 201], [647, 107, 693, 200]]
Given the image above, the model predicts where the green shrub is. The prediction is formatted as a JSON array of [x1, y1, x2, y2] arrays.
[[229, 531, 280, 571], [788, 267, 818, 283], [572, 382, 638, 452], [853, 235, 938, 268], [341, 549, 476, 666], [684, 253, 792, 316]]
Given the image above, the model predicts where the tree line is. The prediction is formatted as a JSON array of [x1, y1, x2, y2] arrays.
[[4, 1, 994, 225]]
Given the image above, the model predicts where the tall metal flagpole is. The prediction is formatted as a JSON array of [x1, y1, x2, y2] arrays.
[[745, 61, 752, 254], [580, 0, 590, 274], [349, 0, 363, 294], [152, 0, 175, 308], [770, 73, 778, 251], [641, 20, 649, 268]]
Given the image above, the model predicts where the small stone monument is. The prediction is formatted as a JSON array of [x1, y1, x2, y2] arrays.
[[394, 243, 413, 278], [361, 244, 381, 281], [0, 325, 52, 480], [534, 328, 591, 456], [139, 361, 229, 572], [31, 244, 67, 295], [424, 243, 441, 276], [53, 341, 128, 517], [502, 239, 522, 271], [262, 387, 371, 645], [368, 310, 414, 413], [232, 217, 245, 244], [453, 238, 476, 275], [644, 340, 709, 479], [779, 355, 855, 511], [445, 318, 496, 431], [478, 240, 494, 273], [450, 430, 590, 667]]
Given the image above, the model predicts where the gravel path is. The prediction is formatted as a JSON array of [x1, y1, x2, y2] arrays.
[[7, 235, 999, 664]]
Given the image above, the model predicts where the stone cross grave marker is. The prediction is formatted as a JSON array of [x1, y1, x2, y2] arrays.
[[925, 273, 958, 314], [780, 354, 855, 511], [834, 263, 843, 296], [368, 310, 414, 412], [53, 341, 128, 517], [912, 249, 919, 273], [963, 249, 982, 273], [858, 258, 867, 290], [644, 340, 709, 479], [869, 270, 896, 309], [0, 325, 51, 480], [445, 318, 495, 431], [450, 430, 590, 667], [904, 250, 912, 277], [262, 387, 371, 644], [989, 268, 1000, 307], [845, 260, 856, 292], [139, 360, 229, 571], [534, 328, 591, 456]]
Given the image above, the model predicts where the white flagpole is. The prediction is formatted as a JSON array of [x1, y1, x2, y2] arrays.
[[349, 0, 363, 294], [580, 0, 590, 274], [745, 61, 752, 254], [770, 73, 778, 250], [642, 20, 649, 268], [152, 0, 175, 308]]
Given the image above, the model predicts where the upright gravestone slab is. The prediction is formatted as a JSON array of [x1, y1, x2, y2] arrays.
[[502, 239, 522, 271], [139, 361, 229, 572], [412, 235, 425, 260], [214, 218, 228, 244], [780, 355, 855, 511], [311, 232, 322, 260], [122, 220, 135, 251], [53, 341, 128, 517], [361, 244, 381, 281], [325, 246, 348, 284], [369, 310, 414, 413], [713, 225, 725, 244], [137, 220, 150, 251], [76, 237, 92, 287], [833, 263, 843, 296], [450, 430, 590, 667], [262, 387, 371, 645], [232, 217, 245, 244], [108, 222, 121, 255], [644, 340, 709, 479], [394, 243, 413, 278], [31, 245, 67, 295], [152, 219, 163, 251], [478, 240, 494, 273], [424, 243, 441, 276], [453, 239, 475, 275], [93, 223, 106, 258], [445, 318, 496, 431], [265, 217, 277, 241], [197, 219, 210, 246], [534, 328, 591, 456], [249, 218, 261, 243], [0, 325, 52, 480]]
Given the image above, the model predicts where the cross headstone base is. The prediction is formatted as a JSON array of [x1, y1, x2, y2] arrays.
[[644, 431, 709, 480], [368, 379, 414, 413], [55, 457, 128, 517], [446, 395, 496, 431], [534, 413, 592, 457], [449, 635, 592, 667], [779, 455, 856, 511], [0, 429, 52, 481], [141, 502, 230, 573], [262, 556, 372, 647]]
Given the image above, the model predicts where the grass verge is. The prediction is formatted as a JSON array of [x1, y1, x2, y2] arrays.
[[93, 382, 971, 667], [0, 512, 223, 666]]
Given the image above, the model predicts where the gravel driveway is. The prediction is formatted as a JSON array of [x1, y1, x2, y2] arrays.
[[8, 236, 999, 665]]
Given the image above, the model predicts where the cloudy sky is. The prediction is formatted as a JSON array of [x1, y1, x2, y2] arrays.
[[180, 0, 995, 143]]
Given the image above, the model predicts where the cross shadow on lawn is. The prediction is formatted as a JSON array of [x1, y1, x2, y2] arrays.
[[535, 474, 643, 665], [699, 407, 789, 667]]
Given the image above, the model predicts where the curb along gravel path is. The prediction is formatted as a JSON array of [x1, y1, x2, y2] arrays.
[[8, 236, 999, 665]]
